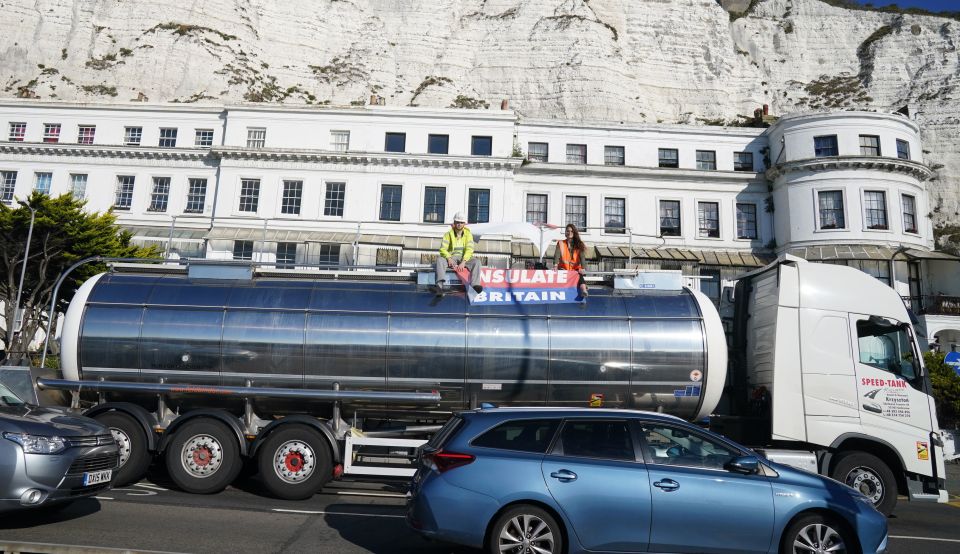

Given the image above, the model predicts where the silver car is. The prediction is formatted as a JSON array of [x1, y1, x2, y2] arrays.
[[0, 381, 119, 511]]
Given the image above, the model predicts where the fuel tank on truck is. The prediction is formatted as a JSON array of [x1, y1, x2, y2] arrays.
[[60, 272, 726, 420]]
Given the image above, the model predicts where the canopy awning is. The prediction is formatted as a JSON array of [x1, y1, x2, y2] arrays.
[[901, 248, 960, 261], [787, 245, 897, 261], [124, 225, 207, 243], [593, 246, 773, 267]]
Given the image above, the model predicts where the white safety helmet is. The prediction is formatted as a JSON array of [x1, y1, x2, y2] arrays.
[[452, 212, 467, 223]]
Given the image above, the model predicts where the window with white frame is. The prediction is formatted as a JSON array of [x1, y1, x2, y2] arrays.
[[281, 180, 303, 215], [317, 243, 340, 266], [659, 200, 681, 236], [526, 194, 547, 225], [43, 124, 61, 143], [468, 188, 490, 224], [700, 268, 722, 306], [566, 144, 587, 164], [423, 186, 446, 223], [77, 125, 96, 145], [185, 178, 207, 213], [1, 171, 16, 202], [696, 150, 717, 170], [114, 175, 135, 210], [159, 128, 178, 148], [736, 203, 758, 239], [246, 127, 266, 149], [604, 146, 625, 166], [276, 242, 298, 269], [124, 126, 142, 146], [565, 195, 587, 231], [859, 135, 881, 156], [70, 173, 87, 199], [734, 152, 754, 172], [239, 179, 260, 213], [8, 122, 26, 142], [658, 148, 679, 168], [902, 194, 917, 234], [195, 129, 214, 148], [864, 191, 888, 230], [896, 139, 910, 160], [324, 182, 345, 217], [148, 177, 171, 212], [818, 190, 845, 229], [330, 130, 350, 152], [34, 172, 51, 194], [697, 201, 720, 238], [527, 142, 548, 162], [380, 185, 402, 221], [814, 135, 838, 157], [604, 197, 625, 233], [233, 240, 253, 261]]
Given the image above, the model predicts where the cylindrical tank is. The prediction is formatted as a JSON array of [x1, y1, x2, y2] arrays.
[[61, 272, 726, 420]]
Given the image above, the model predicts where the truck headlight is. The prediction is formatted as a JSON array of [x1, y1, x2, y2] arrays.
[[3, 432, 67, 454]]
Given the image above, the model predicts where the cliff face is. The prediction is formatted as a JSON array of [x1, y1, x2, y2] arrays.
[[2, 0, 958, 232]]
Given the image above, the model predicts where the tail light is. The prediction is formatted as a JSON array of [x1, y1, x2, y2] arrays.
[[423, 449, 475, 473]]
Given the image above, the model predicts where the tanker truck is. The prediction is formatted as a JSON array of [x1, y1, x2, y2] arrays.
[[2, 255, 950, 514]]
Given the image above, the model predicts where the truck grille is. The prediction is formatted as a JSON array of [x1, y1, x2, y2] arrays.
[[67, 453, 119, 475], [66, 434, 115, 447]]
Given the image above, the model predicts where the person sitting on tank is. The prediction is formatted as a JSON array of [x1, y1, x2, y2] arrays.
[[553, 223, 589, 299], [435, 212, 482, 295]]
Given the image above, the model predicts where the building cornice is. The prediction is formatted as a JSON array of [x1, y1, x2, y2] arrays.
[[518, 118, 767, 138], [0, 142, 213, 161], [519, 161, 765, 184], [766, 156, 933, 181], [770, 110, 920, 134], [212, 146, 522, 170]]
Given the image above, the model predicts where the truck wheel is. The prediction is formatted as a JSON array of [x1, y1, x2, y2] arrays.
[[257, 425, 332, 500], [779, 513, 854, 554], [830, 451, 897, 515], [165, 419, 241, 494], [95, 412, 152, 487]]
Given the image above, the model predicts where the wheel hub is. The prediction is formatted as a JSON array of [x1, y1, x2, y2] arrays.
[[274, 440, 316, 483], [110, 428, 132, 468], [181, 434, 223, 478], [846, 467, 883, 503]]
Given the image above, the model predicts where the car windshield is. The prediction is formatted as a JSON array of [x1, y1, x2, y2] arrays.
[[0, 383, 26, 407]]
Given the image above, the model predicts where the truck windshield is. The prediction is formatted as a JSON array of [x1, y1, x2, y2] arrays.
[[856, 319, 923, 390], [0, 383, 26, 407]]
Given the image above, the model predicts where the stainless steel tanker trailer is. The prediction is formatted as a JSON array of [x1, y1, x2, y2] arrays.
[[10, 257, 951, 513]]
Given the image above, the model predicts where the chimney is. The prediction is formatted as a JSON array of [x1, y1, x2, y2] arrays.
[[763, 104, 769, 116], [369, 94, 377, 105], [754, 108, 762, 120], [501, 99, 509, 110]]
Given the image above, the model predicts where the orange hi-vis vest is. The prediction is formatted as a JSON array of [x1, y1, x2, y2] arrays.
[[557, 240, 583, 270]]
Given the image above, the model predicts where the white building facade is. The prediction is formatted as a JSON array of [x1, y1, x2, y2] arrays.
[[1, 101, 957, 349]]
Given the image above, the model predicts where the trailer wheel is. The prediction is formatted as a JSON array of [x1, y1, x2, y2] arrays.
[[257, 425, 332, 500], [830, 451, 897, 515], [95, 412, 152, 487], [165, 419, 241, 494]]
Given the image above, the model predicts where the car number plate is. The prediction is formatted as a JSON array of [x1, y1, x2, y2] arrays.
[[83, 469, 112, 486]]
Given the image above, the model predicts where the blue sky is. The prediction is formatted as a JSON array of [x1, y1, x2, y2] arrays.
[[851, 0, 958, 12]]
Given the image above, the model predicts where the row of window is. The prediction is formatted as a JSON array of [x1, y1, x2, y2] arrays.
[[231, 241, 341, 268], [813, 134, 911, 160], [817, 189, 918, 234], [6, 122, 206, 148], [527, 142, 756, 171]]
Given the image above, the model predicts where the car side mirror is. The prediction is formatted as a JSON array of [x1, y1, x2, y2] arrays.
[[724, 456, 760, 475]]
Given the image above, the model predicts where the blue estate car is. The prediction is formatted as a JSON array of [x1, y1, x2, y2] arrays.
[[407, 407, 887, 554]]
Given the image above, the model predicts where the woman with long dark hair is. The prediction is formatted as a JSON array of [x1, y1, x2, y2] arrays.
[[553, 224, 589, 298]]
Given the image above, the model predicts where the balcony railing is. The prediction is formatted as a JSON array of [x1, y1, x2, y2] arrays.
[[904, 295, 960, 316]]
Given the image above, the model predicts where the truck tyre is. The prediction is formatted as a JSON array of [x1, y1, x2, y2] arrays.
[[779, 513, 854, 554], [257, 425, 332, 500], [165, 419, 241, 494], [95, 411, 152, 487], [487, 504, 563, 554], [830, 451, 897, 515]]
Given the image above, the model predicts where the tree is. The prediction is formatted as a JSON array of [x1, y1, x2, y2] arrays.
[[0, 192, 159, 362], [925, 351, 960, 429]]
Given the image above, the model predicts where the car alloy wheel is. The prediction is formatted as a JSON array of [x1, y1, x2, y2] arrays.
[[791, 522, 847, 554], [491, 507, 562, 554]]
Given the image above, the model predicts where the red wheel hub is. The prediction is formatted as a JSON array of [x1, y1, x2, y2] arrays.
[[192, 447, 213, 466], [284, 451, 305, 473]]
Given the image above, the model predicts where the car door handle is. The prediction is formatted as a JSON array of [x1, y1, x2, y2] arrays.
[[550, 470, 578, 482], [653, 479, 680, 492]]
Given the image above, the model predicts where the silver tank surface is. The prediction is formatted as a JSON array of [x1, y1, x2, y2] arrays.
[[61, 273, 726, 420]]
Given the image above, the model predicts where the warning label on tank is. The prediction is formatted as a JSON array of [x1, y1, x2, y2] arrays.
[[917, 441, 929, 460], [862, 387, 911, 418]]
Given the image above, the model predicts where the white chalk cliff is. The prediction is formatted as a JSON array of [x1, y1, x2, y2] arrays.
[[1, 0, 958, 238]]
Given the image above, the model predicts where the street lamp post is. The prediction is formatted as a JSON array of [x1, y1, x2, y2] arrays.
[[13, 198, 37, 337]]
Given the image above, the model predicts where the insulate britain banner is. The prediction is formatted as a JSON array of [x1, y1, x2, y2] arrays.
[[455, 268, 582, 304]]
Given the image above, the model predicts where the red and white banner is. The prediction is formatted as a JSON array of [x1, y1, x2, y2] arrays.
[[455, 267, 582, 304]]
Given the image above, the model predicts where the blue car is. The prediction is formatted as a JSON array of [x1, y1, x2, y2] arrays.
[[407, 407, 887, 554]]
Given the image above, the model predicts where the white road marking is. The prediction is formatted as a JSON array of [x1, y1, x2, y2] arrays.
[[335, 491, 407, 498], [94, 496, 114, 500], [890, 535, 960, 544], [134, 483, 169, 491], [272, 508, 404, 518]]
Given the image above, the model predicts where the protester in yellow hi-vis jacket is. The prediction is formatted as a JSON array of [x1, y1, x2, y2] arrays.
[[434, 212, 482, 296]]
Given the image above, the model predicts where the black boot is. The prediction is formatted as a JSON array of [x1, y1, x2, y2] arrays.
[[434, 280, 446, 296]]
